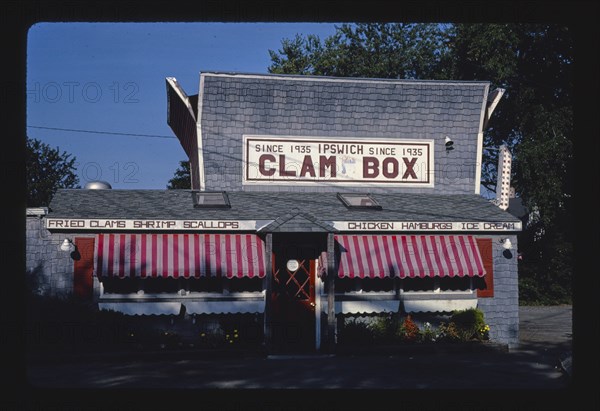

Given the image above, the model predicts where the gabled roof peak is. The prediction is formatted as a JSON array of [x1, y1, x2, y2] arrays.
[[258, 210, 337, 233]]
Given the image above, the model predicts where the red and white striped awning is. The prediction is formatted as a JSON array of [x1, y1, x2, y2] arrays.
[[319, 235, 486, 279], [95, 234, 265, 278]]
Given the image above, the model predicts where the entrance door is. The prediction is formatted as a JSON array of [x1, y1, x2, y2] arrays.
[[74, 237, 95, 299], [271, 242, 317, 353]]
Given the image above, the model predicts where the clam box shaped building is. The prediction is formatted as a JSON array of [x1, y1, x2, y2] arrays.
[[26, 72, 522, 352]]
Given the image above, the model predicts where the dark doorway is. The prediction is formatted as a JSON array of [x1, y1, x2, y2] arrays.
[[270, 234, 323, 353]]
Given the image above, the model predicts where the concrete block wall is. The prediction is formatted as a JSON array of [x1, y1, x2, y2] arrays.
[[477, 234, 519, 348]]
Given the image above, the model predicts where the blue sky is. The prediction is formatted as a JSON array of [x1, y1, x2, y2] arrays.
[[26, 23, 340, 189]]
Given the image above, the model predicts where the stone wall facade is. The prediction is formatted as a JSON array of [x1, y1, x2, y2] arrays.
[[26, 215, 70, 297], [26, 215, 95, 298], [477, 234, 519, 348]]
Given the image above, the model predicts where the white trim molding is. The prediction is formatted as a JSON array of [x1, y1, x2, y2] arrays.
[[475, 83, 490, 195], [201, 71, 490, 87], [26, 207, 48, 217], [197, 73, 206, 191]]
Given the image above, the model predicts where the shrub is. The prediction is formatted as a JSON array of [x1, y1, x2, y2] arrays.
[[369, 314, 399, 343], [26, 293, 133, 350], [450, 308, 486, 341], [420, 322, 437, 342], [396, 315, 420, 342], [223, 327, 241, 346], [159, 330, 182, 348], [437, 321, 461, 342], [198, 327, 226, 348], [338, 319, 374, 345], [216, 314, 263, 347], [478, 324, 490, 340]]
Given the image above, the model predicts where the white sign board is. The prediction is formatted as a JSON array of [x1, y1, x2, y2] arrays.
[[243, 135, 434, 187], [45, 218, 264, 231], [332, 221, 522, 232]]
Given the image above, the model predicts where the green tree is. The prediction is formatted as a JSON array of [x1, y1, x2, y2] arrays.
[[269, 23, 451, 79], [269, 23, 573, 303], [167, 160, 191, 189], [26, 136, 79, 207], [450, 24, 573, 192], [449, 24, 573, 303]]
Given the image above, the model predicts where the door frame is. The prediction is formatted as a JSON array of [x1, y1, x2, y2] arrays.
[[267, 233, 325, 353]]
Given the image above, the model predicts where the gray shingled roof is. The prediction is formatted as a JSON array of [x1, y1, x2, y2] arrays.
[[48, 189, 520, 223]]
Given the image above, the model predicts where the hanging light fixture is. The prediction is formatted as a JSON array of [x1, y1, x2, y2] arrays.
[[499, 238, 512, 250], [60, 239, 75, 252]]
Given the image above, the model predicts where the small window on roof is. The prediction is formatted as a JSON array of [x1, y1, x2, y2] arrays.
[[337, 193, 382, 210], [192, 191, 231, 208]]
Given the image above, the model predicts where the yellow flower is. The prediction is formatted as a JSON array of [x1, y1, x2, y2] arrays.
[[201, 333, 206, 337], [229, 340, 233, 344], [234, 334, 239, 338]]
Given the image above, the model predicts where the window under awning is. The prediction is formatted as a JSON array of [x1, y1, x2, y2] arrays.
[[319, 235, 486, 279], [95, 234, 265, 279]]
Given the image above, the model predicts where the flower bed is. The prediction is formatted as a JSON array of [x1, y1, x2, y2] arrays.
[[337, 308, 491, 348], [26, 293, 264, 355]]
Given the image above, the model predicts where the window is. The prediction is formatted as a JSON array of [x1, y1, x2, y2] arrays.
[[331, 276, 475, 294], [99, 277, 263, 295], [227, 277, 263, 293], [337, 193, 382, 210], [402, 277, 436, 292], [439, 276, 472, 291], [401, 275, 478, 314], [330, 277, 395, 293], [101, 278, 221, 294], [331, 276, 474, 294], [192, 191, 231, 208], [402, 276, 473, 293]]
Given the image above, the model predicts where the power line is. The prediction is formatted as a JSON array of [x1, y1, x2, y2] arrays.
[[27, 125, 176, 139]]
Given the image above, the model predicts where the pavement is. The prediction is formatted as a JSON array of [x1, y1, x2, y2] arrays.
[[516, 305, 573, 377], [21, 305, 589, 410]]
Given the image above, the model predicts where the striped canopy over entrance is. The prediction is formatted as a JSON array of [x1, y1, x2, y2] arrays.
[[95, 234, 265, 278], [319, 235, 486, 279]]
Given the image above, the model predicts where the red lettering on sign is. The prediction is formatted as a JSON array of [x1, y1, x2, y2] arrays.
[[319, 156, 337, 177], [402, 157, 418, 179], [363, 157, 378, 178], [259, 154, 276, 176], [279, 154, 296, 177], [382, 158, 399, 178], [300, 155, 316, 177]]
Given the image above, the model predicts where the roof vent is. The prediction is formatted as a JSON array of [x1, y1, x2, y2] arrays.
[[84, 180, 112, 190]]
